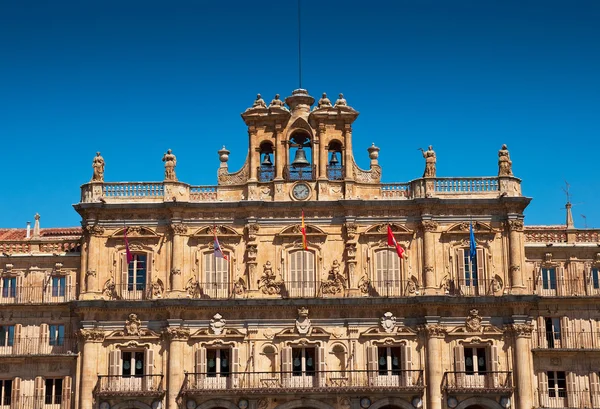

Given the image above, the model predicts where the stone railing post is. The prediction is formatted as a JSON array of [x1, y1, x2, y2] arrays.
[[509, 323, 534, 409], [78, 328, 105, 409], [164, 325, 190, 409], [421, 322, 446, 409], [163, 181, 190, 203]]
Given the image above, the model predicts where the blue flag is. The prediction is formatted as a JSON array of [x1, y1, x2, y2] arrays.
[[469, 222, 477, 263]]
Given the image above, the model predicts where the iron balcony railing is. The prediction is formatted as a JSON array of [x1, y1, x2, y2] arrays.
[[284, 165, 316, 181], [442, 371, 513, 393], [441, 279, 505, 296], [0, 395, 73, 409], [363, 280, 421, 297], [326, 165, 344, 181], [528, 278, 600, 297], [0, 286, 75, 305], [95, 375, 164, 397], [182, 370, 424, 394], [0, 337, 77, 356], [257, 166, 275, 182], [536, 389, 600, 409], [532, 331, 600, 350]]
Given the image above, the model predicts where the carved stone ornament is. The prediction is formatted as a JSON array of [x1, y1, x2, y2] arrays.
[[85, 224, 105, 236], [233, 277, 247, 296], [164, 327, 190, 341], [421, 324, 446, 338], [124, 314, 143, 336], [86, 269, 97, 278], [150, 278, 164, 299], [421, 220, 439, 232], [246, 223, 260, 240], [358, 275, 371, 294], [509, 323, 534, 337], [102, 277, 117, 299], [466, 309, 483, 332], [79, 328, 105, 342], [186, 276, 200, 298], [544, 253, 553, 263], [258, 261, 283, 295], [246, 244, 258, 260], [210, 313, 226, 335], [321, 260, 346, 295], [508, 220, 524, 232], [380, 312, 397, 333], [296, 307, 311, 335], [170, 224, 188, 235], [344, 222, 358, 240]]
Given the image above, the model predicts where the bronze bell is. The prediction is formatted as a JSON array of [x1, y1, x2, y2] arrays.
[[261, 153, 273, 167], [329, 151, 339, 166], [291, 146, 310, 168]]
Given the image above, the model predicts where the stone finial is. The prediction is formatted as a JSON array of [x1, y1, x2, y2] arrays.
[[218, 146, 230, 168], [91, 151, 105, 182], [33, 213, 41, 238], [269, 94, 286, 109], [334, 93, 347, 107], [252, 94, 267, 109], [498, 144, 513, 176], [317, 93, 332, 109], [367, 143, 380, 163], [419, 145, 436, 178], [566, 202, 575, 229], [162, 149, 177, 181]]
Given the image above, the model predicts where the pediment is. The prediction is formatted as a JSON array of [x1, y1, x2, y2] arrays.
[[274, 326, 331, 338], [287, 117, 314, 137], [277, 224, 326, 237], [444, 221, 496, 234], [106, 329, 161, 340], [363, 223, 413, 236], [110, 226, 159, 239], [191, 328, 245, 338], [192, 225, 241, 238], [446, 325, 504, 336], [360, 326, 418, 337]]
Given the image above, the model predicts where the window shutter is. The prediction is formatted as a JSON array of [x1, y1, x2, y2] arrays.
[[204, 253, 212, 287], [281, 346, 292, 381], [490, 345, 499, 387], [195, 348, 206, 388], [537, 317, 546, 348], [146, 252, 153, 284], [40, 323, 49, 354], [11, 377, 21, 408], [556, 266, 565, 296], [108, 350, 122, 376], [539, 372, 549, 407], [454, 346, 465, 387], [120, 253, 128, 295], [561, 317, 570, 349], [306, 252, 315, 295], [15, 275, 23, 303], [231, 347, 240, 387], [34, 376, 44, 409], [317, 346, 326, 387], [66, 274, 73, 301], [457, 249, 466, 284], [144, 348, 155, 391], [567, 372, 578, 407], [476, 248, 485, 280], [375, 250, 385, 284], [14, 323, 22, 354], [590, 372, 600, 408], [62, 376, 72, 409], [401, 344, 413, 386], [367, 345, 377, 384], [216, 256, 229, 296]]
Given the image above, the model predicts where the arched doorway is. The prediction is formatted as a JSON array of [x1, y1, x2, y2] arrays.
[[454, 397, 503, 409]]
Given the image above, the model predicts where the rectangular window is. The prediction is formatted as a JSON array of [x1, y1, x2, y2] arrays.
[[122, 351, 145, 377], [0, 379, 12, 406], [464, 347, 487, 375], [44, 378, 62, 405], [547, 371, 566, 398], [463, 250, 478, 287], [544, 318, 561, 348], [377, 346, 401, 376], [128, 255, 147, 291], [49, 325, 65, 346], [593, 268, 599, 289], [203, 253, 229, 298], [288, 251, 315, 297], [292, 347, 316, 376], [375, 249, 402, 287], [1, 278, 16, 298], [0, 326, 14, 347], [542, 268, 557, 290], [206, 349, 230, 377], [51, 276, 66, 297]]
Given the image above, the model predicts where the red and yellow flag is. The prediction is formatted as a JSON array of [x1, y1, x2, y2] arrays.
[[301, 210, 308, 250], [387, 225, 405, 258]]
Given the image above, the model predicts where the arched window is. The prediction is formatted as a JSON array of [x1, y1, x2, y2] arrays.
[[120, 253, 151, 300], [287, 250, 316, 297], [286, 132, 313, 181], [203, 253, 230, 298], [327, 141, 343, 181], [258, 141, 274, 182], [373, 249, 403, 296]]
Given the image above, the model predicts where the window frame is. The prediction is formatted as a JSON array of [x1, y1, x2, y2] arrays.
[[0, 326, 14, 347], [121, 350, 145, 378], [206, 348, 231, 378], [49, 324, 65, 347], [0, 379, 12, 406], [547, 371, 566, 398], [1, 277, 16, 298], [291, 346, 316, 377], [44, 378, 63, 405]]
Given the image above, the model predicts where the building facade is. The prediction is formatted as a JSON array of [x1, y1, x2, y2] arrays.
[[1, 89, 599, 409]]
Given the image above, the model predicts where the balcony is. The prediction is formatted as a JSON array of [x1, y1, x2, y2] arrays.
[[442, 372, 513, 394], [95, 375, 164, 397], [0, 396, 72, 409], [535, 389, 600, 408], [284, 165, 316, 181], [363, 280, 420, 297], [326, 165, 344, 181], [0, 286, 75, 305], [257, 166, 275, 182], [442, 279, 503, 297], [528, 279, 600, 297], [532, 331, 600, 350], [182, 370, 424, 395], [0, 337, 77, 356]]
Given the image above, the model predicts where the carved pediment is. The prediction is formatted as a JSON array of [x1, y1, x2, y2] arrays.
[[360, 326, 418, 337], [110, 226, 159, 239], [444, 221, 496, 235], [287, 117, 314, 137], [192, 225, 241, 238], [274, 326, 331, 338], [277, 224, 327, 237], [191, 327, 246, 338], [362, 223, 414, 236]]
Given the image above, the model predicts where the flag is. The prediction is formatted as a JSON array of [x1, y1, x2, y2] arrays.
[[124, 227, 133, 264], [387, 225, 405, 258], [301, 210, 308, 250], [214, 230, 229, 261], [469, 222, 477, 263]]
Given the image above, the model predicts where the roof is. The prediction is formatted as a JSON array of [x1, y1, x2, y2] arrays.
[[0, 227, 82, 241]]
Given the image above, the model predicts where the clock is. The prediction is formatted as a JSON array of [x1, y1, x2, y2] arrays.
[[292, 183, 310, 200]]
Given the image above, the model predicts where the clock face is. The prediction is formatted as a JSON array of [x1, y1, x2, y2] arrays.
[[292, 183, 310, 200]]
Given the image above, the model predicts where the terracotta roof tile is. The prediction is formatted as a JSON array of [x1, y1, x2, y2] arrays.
[[0, 227, 82, 241]]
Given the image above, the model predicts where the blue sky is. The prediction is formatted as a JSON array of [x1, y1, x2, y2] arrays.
[[0, 1, 598, 228]]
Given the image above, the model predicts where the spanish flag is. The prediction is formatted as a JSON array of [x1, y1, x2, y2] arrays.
[[301, 210, 308, 250]]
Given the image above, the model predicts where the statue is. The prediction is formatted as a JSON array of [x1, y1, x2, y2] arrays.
[[498, 144, 513, 176], [91, 152, 105, 182], [258, 261, 283, 295], [162, 149, 177, 181], [252, 94, 267, 109], [419, 145, 436, 178], [269, 94, 286, 109], [334, 93, 347, 107], [317, 93, 332, 109], [321, 260, 346, 295]]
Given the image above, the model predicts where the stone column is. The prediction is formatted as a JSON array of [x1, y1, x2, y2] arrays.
[[82, 225, 104, 299], [421, 220, 439, 294], [344, 125, 353, 179], [508, 219, 525, 293], [165, 326, 190, 409], [318, 123, 327, 180], [248, 127, 258, 182], [78, 329, 104, 409], [422, 323, 446, 409], [510, 323, 534, 409], [168, 224, 187, 297]]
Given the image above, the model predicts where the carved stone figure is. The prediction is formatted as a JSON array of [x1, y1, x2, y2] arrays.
[[295, 307, 311, 335], [269, 94, 286, 109], [334, 93, 347, 107], [91, 152, 105, 182], [317, 93, 332, 109], [498, 144, 513, 176], [358, 275, 371, 294], [258, 261, 283, 295], [150, 278, 164, 299], [321, 260, 346, 295], [102, 277, 117, 299], [233, 277, 246, 296], [252, 94, 267, 108], [210, 313, 226, 335], [419, 145, 436, 178], [124, 313, 142, 336], [185, 276, 200, 298], [162, 149, 177, 181], [380, 312, 397, 333]]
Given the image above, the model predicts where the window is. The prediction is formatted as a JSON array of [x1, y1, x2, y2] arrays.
[[374, 249, 402, 295], [0, 379, 11, 406], [122, 351, 144, 377], [292, 347, 315, 376], [288, 251, 316, 297], [545, 318, 561, 349], [547, 371, 566, 398], [203, 253, 229, 298], [207, 349, 230, 377], [542, 268, 557, 290], [593, 268, 599, 289], [464, 347, 487, 375], [462, 250, 479, 287], [49, 325, 65, 346], [0, 326, 14, 347], [51, 276, 66, 297], [128, 254, 147, 291], [378, 346, 401, 376], [44, 378, 62, 405], [1, 278, 16, 298]]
